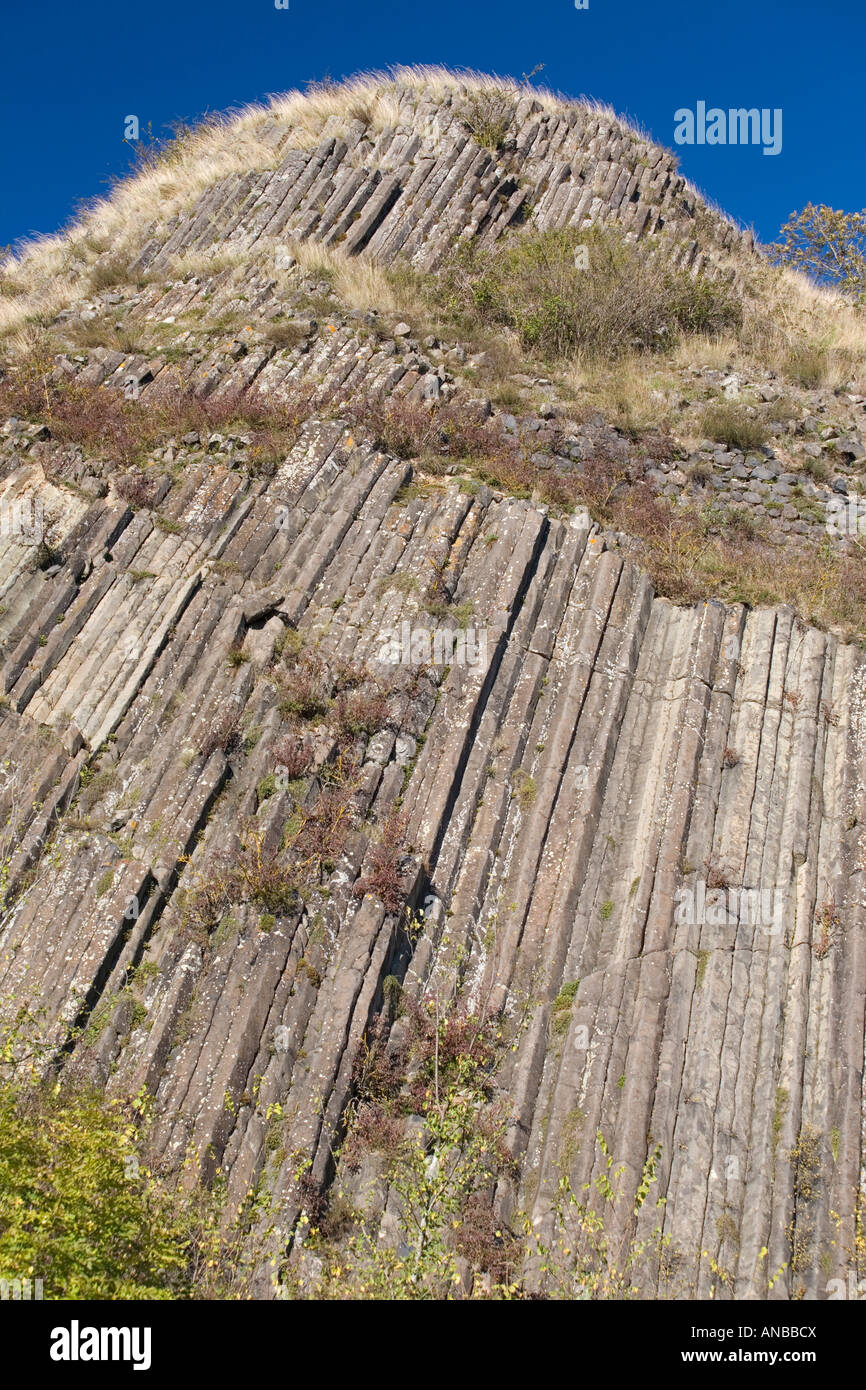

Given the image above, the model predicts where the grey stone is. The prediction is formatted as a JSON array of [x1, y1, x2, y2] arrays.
[[394, 734, 417, 766]]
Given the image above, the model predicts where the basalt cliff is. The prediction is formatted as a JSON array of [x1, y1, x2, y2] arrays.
[[1, 70, 865, 1301]]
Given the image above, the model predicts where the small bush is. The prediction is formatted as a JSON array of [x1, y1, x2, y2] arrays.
[[699, 400, 770, 451], [340, 1101, 405, 1170], [256, 774, 277, 806], [183, 829, 298, 939], [511, 769, 537, 810], [89, 255, 134, 291], [293, 776, 360, 880], [813, 900, 840, 960], [262, 318, 312, 350], [197, 706, 241, 760], [454, 1191, 518, 1284], [277, 652, 330, 722], [331, 688, 390, 740], [116, 471, 159, 509], [782, 343, 830, 388], [353, 812, 410, 914], [461, 91, 514, 151], [272, 732, 314, 780], [435, 225, 741, 362], [235, 830, 298, 913]]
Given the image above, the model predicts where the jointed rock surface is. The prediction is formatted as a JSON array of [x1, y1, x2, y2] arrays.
[[1, 74, 864, 1300]]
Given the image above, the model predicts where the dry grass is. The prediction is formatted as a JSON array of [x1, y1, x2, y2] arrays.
[[161, 246, 248, 280], [287, 239, 405, 315], [564, 354, 681, 436], [0, 349, 318, 472], [636, 264, 866, 402], [671, 334, 740, 373], [738, 262, 866, 393], [0, 66, 684, 345], [698, 399, 770, 451], [583, 469, 866, 643], [157, 234, 405, 319]]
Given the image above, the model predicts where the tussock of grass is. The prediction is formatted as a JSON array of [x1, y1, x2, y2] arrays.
[[288, 239, 403, 315], [564, 355, 681, 437], [698, 399, 770, 451]]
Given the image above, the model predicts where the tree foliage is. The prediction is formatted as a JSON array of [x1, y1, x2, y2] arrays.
[[771, 204, 866, 303], [0, 1010, 253, 1300]]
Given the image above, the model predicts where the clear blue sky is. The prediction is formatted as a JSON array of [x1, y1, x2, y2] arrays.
[[2, 0, 864, 253]]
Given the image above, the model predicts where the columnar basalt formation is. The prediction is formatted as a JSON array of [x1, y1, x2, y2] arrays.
[[126, 84, 752, 282], [0, 73, 863, 1301]]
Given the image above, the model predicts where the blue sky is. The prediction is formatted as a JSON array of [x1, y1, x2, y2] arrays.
[[2, 0, 864, 253]]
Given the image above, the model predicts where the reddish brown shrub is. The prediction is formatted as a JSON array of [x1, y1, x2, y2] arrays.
[[331, 688, 390, 741], [272, 732, 314, 780], [293, 780, 360, 878], [295, 1173, 326, 1225], [115, 471, 158, 508], [340, 1101, 406, 1172], [197, 705, 241, 759], [0, 351, 319, 473], [331, 659, 367, 693], [454, 1192, 518, 1283], [402, 996, 501, 1106], [277, 652, 330, 721], [353, 812, 409, 914], [705, 863, 730, 891]]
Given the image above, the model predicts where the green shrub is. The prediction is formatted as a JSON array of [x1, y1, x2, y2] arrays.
[[461, 91, 514, 151], [0, 1079, 214, 1298], [436, 225, 741, 362]]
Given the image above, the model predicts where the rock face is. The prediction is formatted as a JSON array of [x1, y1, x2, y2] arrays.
[[0, 75, 863, 1300], [126, 85, 751, 282]]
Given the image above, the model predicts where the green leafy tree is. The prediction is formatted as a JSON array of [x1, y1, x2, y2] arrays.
[[0, 1010, 259, 1300], [771, 204, 866, 303]]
